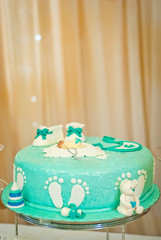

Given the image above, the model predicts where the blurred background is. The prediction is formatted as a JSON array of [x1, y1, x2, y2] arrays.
[[0, 0, 161, 236]]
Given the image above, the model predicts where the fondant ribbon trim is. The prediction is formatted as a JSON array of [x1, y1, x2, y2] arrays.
[[67, 126, 82, 138], [35, 128, 53, 140]]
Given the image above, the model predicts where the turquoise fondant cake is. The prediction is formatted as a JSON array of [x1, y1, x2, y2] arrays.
[[2, 122, 160, 222]]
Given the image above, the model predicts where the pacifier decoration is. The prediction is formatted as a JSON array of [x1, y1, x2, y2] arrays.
[[61, 203, 85, 219], [7, 182, 25, 209], [32, 125, 64, 146], [65, 122, 85, 142], [93, 136, 142, 152]]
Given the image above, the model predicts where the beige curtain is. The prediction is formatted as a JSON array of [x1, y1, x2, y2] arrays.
[[0, 0, 161, 236]]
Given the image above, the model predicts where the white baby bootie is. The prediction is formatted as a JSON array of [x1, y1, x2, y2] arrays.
[[32, 125, 64, 146], [65, 122, 85, 142]]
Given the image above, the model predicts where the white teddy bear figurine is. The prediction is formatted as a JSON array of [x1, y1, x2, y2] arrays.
[[117, 179, 144, 216]]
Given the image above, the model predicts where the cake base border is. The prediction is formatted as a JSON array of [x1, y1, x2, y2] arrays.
[[2, 183, 160, 224]]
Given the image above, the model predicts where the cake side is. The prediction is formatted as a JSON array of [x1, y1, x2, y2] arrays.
[[4, 122, 157, 220], [13, 136, 154, 215]]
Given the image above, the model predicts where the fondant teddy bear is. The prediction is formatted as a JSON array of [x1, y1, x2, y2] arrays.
[[117, 179, 144, 216]]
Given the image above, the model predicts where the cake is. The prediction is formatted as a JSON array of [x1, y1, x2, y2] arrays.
[[2, 122, 160, 222]]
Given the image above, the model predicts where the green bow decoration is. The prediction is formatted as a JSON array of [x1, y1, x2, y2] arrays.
[[35, 128, 53, 140], [67, 126, 82, 138]]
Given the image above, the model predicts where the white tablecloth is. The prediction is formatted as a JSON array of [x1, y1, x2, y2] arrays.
[[0, 224, 161, 240]]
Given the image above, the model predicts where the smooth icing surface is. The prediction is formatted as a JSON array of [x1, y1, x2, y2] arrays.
[[12, 136, 154, 216]]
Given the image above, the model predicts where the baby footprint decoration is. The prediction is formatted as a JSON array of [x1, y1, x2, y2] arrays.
[[68, 178, 89, 207], [44, 176, 64, 208], [61, 178, 88, 218], [93, 136, 142, 152], [136, 170, 147, 198], [16, 167, 26, 191], [44, 176, 87, 219]]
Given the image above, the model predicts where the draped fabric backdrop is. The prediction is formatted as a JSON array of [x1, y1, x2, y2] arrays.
[[0, 0, 161, 236]]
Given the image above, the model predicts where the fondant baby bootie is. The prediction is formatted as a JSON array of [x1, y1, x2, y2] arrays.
[[65, 122, 85, 142], [32, 125, 64, 146]]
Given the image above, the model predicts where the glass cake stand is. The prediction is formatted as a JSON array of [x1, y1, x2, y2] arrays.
[[14, 209, 150, 240], [0, 179, 150, 240]]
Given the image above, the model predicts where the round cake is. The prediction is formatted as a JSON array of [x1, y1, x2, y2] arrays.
[[2, 122, 160, 222]]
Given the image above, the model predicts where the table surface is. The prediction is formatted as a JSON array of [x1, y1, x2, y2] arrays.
[[0, 224, 161, 240]]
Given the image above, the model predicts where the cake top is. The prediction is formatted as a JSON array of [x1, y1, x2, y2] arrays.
[[15, 122, 152, 173], [16, 136, 152, 167]]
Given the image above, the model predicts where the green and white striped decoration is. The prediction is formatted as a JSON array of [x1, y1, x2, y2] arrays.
[[7, 182, 25, 209]]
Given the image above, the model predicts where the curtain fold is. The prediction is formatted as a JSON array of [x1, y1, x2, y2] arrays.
[[0, 0, 161, 236]]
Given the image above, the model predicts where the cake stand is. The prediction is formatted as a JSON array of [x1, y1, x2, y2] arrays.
[[14, 209, 150, 240]]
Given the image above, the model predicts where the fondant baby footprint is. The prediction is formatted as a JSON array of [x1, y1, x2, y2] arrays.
[[68, 178, 89, 207], [16, 167, 26, 191], [136, 169, 147, 198], [44, 176, 64, 208]]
